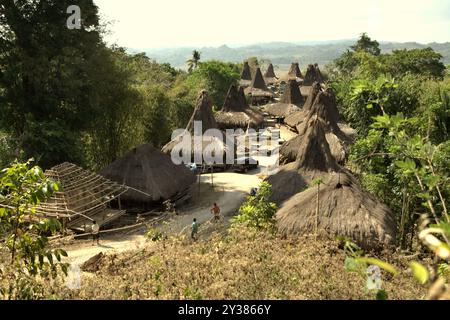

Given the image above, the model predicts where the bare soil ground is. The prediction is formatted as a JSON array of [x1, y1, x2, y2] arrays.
[[62, 170, 263, 266]]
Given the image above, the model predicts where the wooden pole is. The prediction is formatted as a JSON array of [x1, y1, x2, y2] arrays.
[[316, 183, 320, 241], [210, 165, 214, 188]]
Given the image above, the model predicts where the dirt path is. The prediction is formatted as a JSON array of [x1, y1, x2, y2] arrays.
[[63, 170, 263, 265]]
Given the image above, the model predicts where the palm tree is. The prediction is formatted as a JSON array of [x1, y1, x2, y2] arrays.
[[186, 50, 201, 73]]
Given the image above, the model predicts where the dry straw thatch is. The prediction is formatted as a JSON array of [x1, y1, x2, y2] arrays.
[[101, 144, 196, 203], [284, 82, 322, 129], [283, 86, 350, 164], [251, 67, 269, 91], [241, 61, 252, 80], [303, 64, 323, 86], [276, 171, 396, 249], [268, 118, 340, 204], [215, 84, 264, 129], [162, 90, 227, 160], [288, 62, 303, 79], [263, 80, 303, 118], [264, 63, 277, 78]]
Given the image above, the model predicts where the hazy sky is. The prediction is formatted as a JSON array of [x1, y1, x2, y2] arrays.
[[93, 0, 450, 49]]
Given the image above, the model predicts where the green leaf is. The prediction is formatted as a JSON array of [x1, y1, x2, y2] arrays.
[[410, 262, 429, 285]]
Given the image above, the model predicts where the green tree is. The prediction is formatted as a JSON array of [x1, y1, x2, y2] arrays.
[[0, 160, 68, 299], [187, 50, 201, 73], [0, 0, 105, 168], [351, 32, 381, 56], [233, 182, 278, 232]]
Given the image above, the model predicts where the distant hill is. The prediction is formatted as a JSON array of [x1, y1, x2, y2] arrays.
[[135, 41, 450, 70]]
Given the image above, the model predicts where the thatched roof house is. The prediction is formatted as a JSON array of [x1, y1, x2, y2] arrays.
[[288, 63, 303, 79], [240, 61, 252, 87], [162, 90, 227, 163], [101, 144, 196, 204], [276, 171, 396, 249], [283, 86, 349, 164], [303, 64, 323, 86], [268, 118, 340, 204], [264, 63, 278, 84], [244, 67, 274, 105], [215, 84, 264, 129], [263, 80, 303, 118], [284, 82, 322, 129]]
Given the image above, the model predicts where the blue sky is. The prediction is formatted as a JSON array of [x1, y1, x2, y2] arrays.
[[94, 0, 450, 48]]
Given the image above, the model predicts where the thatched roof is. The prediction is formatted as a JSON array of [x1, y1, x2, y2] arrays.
[[276, 171, 396, 249], [222, 84, 246, 112], [282, 86, 349, 164], [251, 67, 268, 91], [33, 163, 128, 228], [303, 64, 323, 86], [268, 118, 340, 204], [101, 144, 196, 203], [238, 86, 249, 108], [264, 64, 278, 84], [215, 84, 264, 129], [215, 108, 264, 130], [263, 80, 303, 117], [263, 103, 300, 118], [241, 61, 252, 80], [162, 90, 227, 159], [186, 90, 218, 133], [281, 117, 347, 165], [288, 63, 303, 79], [284, 82, 322, 129], [264, 63, 277, 78], [281, 79, 304, 106]]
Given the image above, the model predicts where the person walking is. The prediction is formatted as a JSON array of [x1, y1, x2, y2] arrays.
[[91, 220, 100, 245], [191, 218, 199, 241], [211, 203, 221, 223]]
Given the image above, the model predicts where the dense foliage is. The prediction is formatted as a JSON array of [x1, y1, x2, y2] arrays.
[[0, 1, 240, 171]]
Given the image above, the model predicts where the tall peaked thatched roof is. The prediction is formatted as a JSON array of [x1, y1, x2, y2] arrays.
[[252, 67, 268, 91], [263, 80, 303, 118], [186, 90, 217, 133], [276, 171, 396, 249], [241, 61, 252, 80], [238, 86, 249, 108], [264, 63, 277, 78], [288, 63, 303, 79], [162, 90, 227, 160], [284, 82, 322, 129], [268, 118, 340, 204], [101, 144, 196, 203], [303, 64, 323, 86], [222, 84, 246, 112], [281, 79, 304, 105], [215, 84, 264, 129]]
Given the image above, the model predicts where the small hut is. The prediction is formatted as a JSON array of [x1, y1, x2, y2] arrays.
[[276, 171, 396, 249], [240, 61, 252, 87], [303, 64, 323, 86], [268, 118, 340, 204], [101, 144, 196, 206], [244, 67, 274, 105], [162, 90, 227, 164], [263, 80, 303, 119], [288, 62, 303, 79], [215, 84, 264, 130], [264, 63, 278, 84]]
